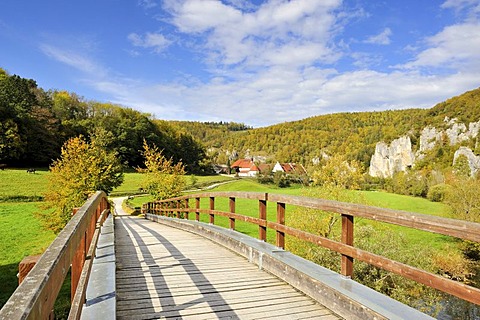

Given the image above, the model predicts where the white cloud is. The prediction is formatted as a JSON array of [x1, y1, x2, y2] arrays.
[[364, 28, 392, 45], [127, 32, 171, 53], [138, 0, 158, 9], [39, 44, 107, 76], [93, 63, 478, 127], [441, 0, 480, 15], [402, 23, 480, 71], [165, 0, 342, 68], [170, 0, 243, 32]]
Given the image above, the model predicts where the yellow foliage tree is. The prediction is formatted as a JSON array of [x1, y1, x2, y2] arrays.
[[39, 136, 123, 233], [138, 140, 186, 200], [311, 154, 364, 189]]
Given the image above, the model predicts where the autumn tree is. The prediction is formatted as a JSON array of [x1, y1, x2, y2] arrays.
[[444, 174, 480, 222], [39, 136, 123, 233], [311, 154, 364, 189], [138, 140, 186, 200]]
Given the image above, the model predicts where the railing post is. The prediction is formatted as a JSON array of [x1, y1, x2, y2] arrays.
[[341, 214, 354, 277], [18, 255, 41, 284], [276, 202, 285, 249], [195, 197, 200, 221], [259, 198, 267, 242], [229, 197, 236, 230], [176, 200, 181, 218], [184, 199, 189, 220], [209, 197, 215, 224]]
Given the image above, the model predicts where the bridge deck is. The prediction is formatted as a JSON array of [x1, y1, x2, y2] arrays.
[[115, 214, 342, 320]]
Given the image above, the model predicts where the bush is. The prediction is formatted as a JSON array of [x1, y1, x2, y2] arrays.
[[273, 171, 290, 188], [427, 183, 450, 202], [257, 172, 273, 184]]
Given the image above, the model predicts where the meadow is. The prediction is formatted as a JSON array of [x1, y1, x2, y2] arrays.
[[0, 169, 56, 310]]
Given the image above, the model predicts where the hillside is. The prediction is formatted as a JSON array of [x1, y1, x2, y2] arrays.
[[174, 87, 480, 169]]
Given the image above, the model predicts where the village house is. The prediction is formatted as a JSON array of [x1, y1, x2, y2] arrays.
[[272, 161, 307, 175], [230, 158, 260, 177]]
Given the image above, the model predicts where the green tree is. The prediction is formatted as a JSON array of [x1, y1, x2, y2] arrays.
[[39, 136, 123, 233], [0, 72, 39, 162], [453, 154, 471, 177], [138, 140, 186, 200]]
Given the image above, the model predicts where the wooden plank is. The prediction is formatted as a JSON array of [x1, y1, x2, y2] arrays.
[[115, 215, 341, 320]]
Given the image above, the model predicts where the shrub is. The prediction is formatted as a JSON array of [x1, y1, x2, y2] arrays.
[[427, 183, 450, 202]]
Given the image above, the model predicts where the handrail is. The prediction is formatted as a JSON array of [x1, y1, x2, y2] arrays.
[[142, 191, 480, 306], [0, 191, 110, 320]]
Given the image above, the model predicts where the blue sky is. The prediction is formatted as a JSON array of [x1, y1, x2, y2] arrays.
[[1, 0, 480, 127]]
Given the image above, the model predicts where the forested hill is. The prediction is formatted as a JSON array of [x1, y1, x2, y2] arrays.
[[0, 69, 206, 171], [174, 87, 480, 169]]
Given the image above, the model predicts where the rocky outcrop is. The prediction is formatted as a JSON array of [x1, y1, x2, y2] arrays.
[[453, 146, 480, 177], [418, 126, 442, 155], [369, 136, 415, 178], [445, 118, 480, 145], [415, 118, 480, 160]]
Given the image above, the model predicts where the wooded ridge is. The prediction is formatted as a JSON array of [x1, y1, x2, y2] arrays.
[[175, 87, 480, 171]]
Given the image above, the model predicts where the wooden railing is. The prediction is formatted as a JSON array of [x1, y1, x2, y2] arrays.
[[0, 191, 110, 320], [142, 191, 480, 306]]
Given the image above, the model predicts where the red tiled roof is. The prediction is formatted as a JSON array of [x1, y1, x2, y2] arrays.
[[231, 159, 259, 171], [280, 163, 307, 175]]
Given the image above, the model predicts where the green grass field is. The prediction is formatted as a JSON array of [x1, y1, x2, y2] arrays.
[[0, 202, 56, 309], [111, 172, 235, 196], [0, 169, 49, 201], [0, 170, 69, 316]]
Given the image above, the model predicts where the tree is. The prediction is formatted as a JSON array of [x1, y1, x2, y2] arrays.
[[138, 140, 186, 200], [39, 136, 123, 233], [311, 154, 364, 189], [444, 175, 480, 222], [0, 73, 39, 162], [453, 154, 471, 177]]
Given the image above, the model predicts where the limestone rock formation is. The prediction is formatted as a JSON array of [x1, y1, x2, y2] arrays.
[[453, 146, 480, 177], [445, 118, 480, 145], [415, 118, 480, 161], [369, 136, 415, 178], [418, 126, 442, 155]]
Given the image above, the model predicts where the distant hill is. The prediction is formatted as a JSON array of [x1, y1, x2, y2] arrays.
[[173, 87, 480, 169]]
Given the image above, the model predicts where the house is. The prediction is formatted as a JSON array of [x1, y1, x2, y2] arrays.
[[212, 164, 229, 174], [272, 161, 307, 175], [230, 159, 259, 177]]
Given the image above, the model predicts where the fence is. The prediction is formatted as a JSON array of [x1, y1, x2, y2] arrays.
[[0, 191, 110, 320], [143, 191, 480, 305]]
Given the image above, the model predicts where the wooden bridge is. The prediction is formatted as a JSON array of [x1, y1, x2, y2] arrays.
[[1, 191, 480, 319]]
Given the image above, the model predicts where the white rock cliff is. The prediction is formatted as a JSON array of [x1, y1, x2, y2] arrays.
[[453, 146, 480, 177], [369, 136, 415, 178]]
